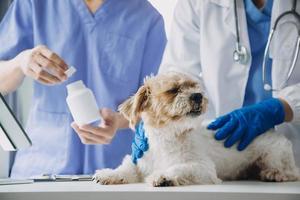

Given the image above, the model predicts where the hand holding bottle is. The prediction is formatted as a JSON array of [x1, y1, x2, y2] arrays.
[[71, 108, 128, 144]]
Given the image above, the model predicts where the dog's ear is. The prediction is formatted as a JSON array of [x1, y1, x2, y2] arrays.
[[118, 85, 150, 129]]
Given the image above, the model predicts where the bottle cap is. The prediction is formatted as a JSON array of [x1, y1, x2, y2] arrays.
[[65, 66, 77, 78]]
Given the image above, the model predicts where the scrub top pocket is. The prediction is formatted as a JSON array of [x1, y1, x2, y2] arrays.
[[101, 33, 139, 83], [11, 109, 71, 178]]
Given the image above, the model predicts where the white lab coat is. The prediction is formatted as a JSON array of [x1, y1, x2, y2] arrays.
[[159, 0, 300, 166]]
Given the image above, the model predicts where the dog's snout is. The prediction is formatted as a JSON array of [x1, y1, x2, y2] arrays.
[[190, 93, 203, 103]]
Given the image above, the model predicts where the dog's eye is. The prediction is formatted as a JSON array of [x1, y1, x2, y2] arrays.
[[166, 87, 180, 94]]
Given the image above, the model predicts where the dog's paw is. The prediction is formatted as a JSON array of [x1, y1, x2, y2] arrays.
[[146, 173, 179, 187], [202, 176, 222, 185], [93, 169, 128, 185], [152, 176, 178, 187], [260, 168, 299, 182]]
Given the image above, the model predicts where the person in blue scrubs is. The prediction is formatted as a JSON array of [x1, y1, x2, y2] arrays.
[[208, 0, 277, 149], [207, 0, 279, 150], [0, 0, 166, 178]]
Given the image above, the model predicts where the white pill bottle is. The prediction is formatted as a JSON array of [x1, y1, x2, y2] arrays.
[[66, 80, 100, 126]]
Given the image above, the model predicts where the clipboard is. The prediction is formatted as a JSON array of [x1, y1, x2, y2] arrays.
[[32, 174, 93, 182], [0, 93, 31, 151]]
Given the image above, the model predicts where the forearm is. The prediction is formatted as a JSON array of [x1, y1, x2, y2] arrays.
[[0, 59, 25, 94], [279, 98, 293, 122], [278, 83, 300, 123]]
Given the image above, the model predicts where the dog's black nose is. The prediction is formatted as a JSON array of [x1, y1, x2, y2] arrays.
[[190, 93, 203, 103]]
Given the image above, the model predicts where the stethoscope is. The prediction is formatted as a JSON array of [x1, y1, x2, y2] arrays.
[[233, 0, 300, 91]]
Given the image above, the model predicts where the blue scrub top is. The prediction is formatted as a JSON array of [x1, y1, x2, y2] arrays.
[[0, 0, 166, 178], [243, 0, 273, 106]]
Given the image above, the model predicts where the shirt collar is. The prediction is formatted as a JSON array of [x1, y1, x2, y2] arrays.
[[244, 0, 273, 23], [72, 0, 118, 23]]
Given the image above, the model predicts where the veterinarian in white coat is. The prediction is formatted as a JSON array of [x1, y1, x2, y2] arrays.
[[159, 0, 300, 167]]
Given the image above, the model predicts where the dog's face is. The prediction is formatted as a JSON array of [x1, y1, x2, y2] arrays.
[[119, 72, 207, 128]]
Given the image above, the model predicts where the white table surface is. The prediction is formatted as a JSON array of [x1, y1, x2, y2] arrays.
[[0, 181, 299, 200]]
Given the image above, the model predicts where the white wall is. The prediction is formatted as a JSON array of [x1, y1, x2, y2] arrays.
[[149, 0, 178, 36]]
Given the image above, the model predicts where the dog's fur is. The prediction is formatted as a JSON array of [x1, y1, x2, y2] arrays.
[[94, 72, 300, 186]]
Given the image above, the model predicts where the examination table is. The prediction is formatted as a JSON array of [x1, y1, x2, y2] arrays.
[[0, 181, 299, 200]]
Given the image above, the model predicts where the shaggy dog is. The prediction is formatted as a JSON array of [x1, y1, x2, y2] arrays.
[[94, 72, 300, 186]]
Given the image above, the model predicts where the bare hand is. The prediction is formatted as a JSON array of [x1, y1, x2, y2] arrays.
[[71, 108, 121, 144], [16, 45, 68, 85]]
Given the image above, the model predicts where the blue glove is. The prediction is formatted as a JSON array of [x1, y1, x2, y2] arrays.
[[207, 98, 285, 151], [131, 121, 149, 164]]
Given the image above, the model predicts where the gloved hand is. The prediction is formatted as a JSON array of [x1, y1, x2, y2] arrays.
[[207, 98, 285, 151], [131, 121, 149, 164]]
